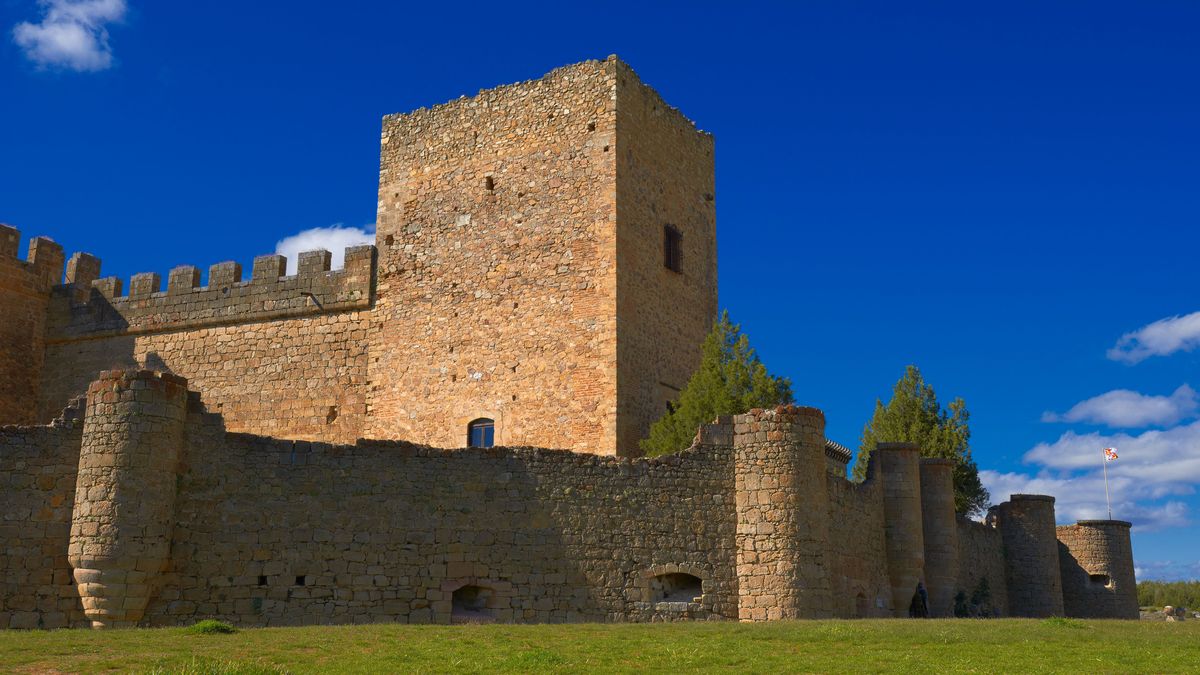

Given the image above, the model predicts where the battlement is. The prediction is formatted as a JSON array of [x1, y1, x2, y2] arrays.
[[0, 223, 66, 290], [45, 244, 376, 341]]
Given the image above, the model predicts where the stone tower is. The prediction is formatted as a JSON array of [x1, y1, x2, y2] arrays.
[[876, 442, 926, 617], [997, 494, 1064, 617], [733, 406, 833, 620], [68, 370, 188, 628], [1057, 520, 1139, 619], [367, 56, 717, 455], [919, 457, 959, 617]]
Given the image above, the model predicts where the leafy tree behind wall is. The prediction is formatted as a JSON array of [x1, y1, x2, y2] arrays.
[[640, 311, 793, 457], [852, 365, 991, 517]]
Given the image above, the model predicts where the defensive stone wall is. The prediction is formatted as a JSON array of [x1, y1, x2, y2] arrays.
[[825, 466, 892, 617], [34, 246, 375, 443], [0, 380, 1141, 628], [1057, 520, 1138, 619], [955, 517, 1010, 617], [0, 225, 63, 425], [0, 400, 84, 629]]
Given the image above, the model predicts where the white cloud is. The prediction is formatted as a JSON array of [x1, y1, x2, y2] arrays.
[[1109, 311, 1200, 364], [1042, 385, 1198, 428], [12, 0, 126, 72], [980, 420, 1200, 532], [274, 224, 375, 275]]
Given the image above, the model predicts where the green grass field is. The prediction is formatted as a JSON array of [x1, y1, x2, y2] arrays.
[[1, 618, 1197, 674]]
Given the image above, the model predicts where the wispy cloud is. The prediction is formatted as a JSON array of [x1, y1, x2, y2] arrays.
[[980, 420, 1200, 533], [274, 224, 375, 275], [12, 0, 127, 72], [1042, 385, 1198, 428], [1135, 559, 1200, 582], [1109, 311, 1200, 364]]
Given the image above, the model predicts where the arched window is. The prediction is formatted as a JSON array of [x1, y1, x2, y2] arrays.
[[468, 418, 495, 448]]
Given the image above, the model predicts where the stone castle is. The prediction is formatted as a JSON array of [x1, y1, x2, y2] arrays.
[[0, 56, 1136, 628]]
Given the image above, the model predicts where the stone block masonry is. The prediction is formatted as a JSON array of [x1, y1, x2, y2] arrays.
[[1, 386, 1139, 628], [0, 57, 1138, 627]]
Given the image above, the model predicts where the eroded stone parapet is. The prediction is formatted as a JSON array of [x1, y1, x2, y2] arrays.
[[68, 369, 188, 628], [733, 405, 833, 621]]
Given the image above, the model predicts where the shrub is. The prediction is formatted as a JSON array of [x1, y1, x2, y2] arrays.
[[188, 619, 236, 635]]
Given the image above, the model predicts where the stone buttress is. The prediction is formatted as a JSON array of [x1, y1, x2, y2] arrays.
[[68, 370, 188, 628], [733, 406, 833, 620]]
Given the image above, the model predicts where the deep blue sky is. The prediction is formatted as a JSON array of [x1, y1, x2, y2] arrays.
[[3, 1, 1198, 579]]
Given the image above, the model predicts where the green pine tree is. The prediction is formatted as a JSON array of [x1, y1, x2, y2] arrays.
[[639, 311, 793, 457], [851, 365, 991, 517]]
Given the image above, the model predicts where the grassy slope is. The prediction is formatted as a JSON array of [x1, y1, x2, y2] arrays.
[[1, 619, 1198, 674]]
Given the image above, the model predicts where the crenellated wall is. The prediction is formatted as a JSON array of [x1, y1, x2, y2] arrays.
[[32, 245, 376, 443], [954, 517, 1010, 617], [825, 466, 892, 618], [0, 224, 64, 425]]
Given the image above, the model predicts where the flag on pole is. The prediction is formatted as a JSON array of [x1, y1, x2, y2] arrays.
[[1105, 447, 1119, 462]]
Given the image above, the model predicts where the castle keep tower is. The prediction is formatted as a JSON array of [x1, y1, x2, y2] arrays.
[[367, 56, 717, 455]]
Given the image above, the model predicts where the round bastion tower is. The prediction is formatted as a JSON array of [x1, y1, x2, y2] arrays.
[[997, 494, 1064, 617], [68, 370, 189, 629], [876, 443, 926, 617], [1057, 520, 1138, 619], [919, 458, 959, 617], [733, 406, 834, 620]]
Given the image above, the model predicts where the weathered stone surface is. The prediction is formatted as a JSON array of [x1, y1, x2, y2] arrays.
[[0, 59, 1137, 629]]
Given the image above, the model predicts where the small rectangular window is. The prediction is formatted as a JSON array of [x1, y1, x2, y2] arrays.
[[663, 225, 682, 273]]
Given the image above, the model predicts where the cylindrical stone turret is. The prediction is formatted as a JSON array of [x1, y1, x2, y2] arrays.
[[876, 443, 925, 617], [733, 405, 833, 620], [918, 458, 959, 617], [997, 494, 1064, 617], [1056, 520, 1138, 619], [69, 370, 188, 629]]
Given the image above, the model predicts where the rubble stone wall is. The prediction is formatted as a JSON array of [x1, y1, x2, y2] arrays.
[[0, 405, 84, 630], [613, 60, 717, 452], [0, 225, 63, 425], [35, 247, 375, 443], [955, 517, 1010, 617], [368, 58, 622, 454], [825, 471, 892, 617]]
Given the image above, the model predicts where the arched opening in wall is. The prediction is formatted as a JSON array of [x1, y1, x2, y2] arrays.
[[468, 418, 494, 448], [452, 585, 495, 623], [1089, 573, 1112, 587], [854, 592, 869, 618], [650, 573, 703, 603]]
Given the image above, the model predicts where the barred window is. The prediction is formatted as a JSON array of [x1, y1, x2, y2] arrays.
[[663, 225, 682, 273]]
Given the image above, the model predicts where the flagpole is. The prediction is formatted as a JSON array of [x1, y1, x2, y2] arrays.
[[1102, 448, 1112, 520]]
